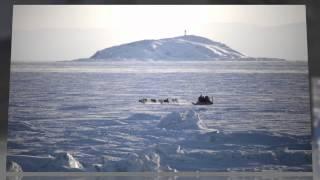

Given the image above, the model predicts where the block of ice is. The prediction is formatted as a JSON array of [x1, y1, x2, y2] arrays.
[[101, 151, 161, 172], [7, 161, 23, 172], [158, 110, 208, 130], [7, 152, 84, 172], [48, 152, 84, 170]]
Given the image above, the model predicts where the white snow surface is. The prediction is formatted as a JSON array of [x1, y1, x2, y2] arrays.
[[90, 35, 246, 61], [7, 61, 312, 172]]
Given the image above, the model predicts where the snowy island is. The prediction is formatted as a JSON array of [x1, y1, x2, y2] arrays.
[[73, 35, 285, 62]]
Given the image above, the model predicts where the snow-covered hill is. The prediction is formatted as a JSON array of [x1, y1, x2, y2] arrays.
[[89, 35, 246, 61]]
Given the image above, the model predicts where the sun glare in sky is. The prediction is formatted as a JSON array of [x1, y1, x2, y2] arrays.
[[12, 5, 308, 61]]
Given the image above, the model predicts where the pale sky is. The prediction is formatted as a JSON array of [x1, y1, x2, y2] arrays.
[[11, 5, 308, 62]]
